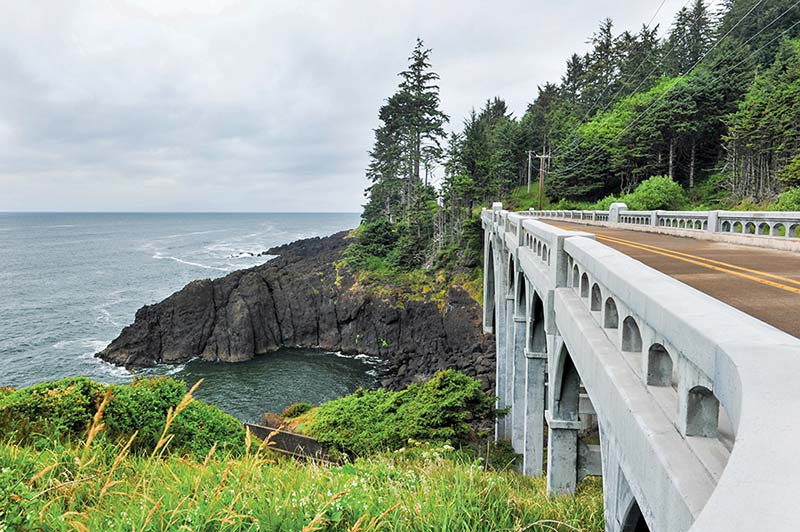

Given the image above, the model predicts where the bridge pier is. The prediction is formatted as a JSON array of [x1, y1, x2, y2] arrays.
[[546, 346, 581, 495], [522, 352, 546, 476], [503, 295, 515, 441], [511, 314, 527, 452]]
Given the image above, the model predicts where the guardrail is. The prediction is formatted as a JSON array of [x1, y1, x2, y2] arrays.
[[530, 203, 800, 238]]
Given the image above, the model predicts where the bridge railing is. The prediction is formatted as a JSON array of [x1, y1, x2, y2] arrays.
[[529, 205, 800, 238], [483, 203, 800, 532]]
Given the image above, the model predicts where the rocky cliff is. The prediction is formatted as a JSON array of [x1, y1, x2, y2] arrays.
[[97, 231, 495, 391]]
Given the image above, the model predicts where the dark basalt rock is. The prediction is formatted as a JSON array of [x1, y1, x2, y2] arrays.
[[97, 231, 495, 391]]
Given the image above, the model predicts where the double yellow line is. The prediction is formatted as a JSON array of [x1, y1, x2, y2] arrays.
[[592, 232, 800, 296]]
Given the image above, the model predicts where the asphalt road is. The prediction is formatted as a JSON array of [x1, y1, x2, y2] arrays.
[[547, 221, 800, 339]]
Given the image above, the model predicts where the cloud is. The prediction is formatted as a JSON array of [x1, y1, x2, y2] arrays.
[[0, 0, 691, 212]]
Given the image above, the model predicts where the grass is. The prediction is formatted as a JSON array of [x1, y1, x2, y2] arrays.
[[0, 385, 605, 532]]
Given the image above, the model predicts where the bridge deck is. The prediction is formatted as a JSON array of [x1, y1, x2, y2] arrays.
[[546, 221, 800, 339]]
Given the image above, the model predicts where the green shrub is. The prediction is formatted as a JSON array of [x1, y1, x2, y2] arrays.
[[170, 400, 245, 456], [621, 175, 687, 210], [0, 377, 105, 444], [282, 401, 314, 418], [773, 187, 800, 210], [103, 377, 186, 451], [592, 194, 620, 210], [0, 377, 244, 458], [308, 370, 496, 455]]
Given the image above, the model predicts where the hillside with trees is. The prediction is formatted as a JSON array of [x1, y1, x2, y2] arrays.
[[349, 0, 800, 285]]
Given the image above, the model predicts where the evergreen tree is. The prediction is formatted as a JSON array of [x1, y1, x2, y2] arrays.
[[360, 38, 448, 268]]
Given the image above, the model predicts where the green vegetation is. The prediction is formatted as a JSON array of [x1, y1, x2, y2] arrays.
[[307, 370, 496, 456], [0, 377, 244, 457], [282, 401, 314, 418], [0, 436, 603, 532], [354, 0, 800, 290], [0, 376, 603, 531]]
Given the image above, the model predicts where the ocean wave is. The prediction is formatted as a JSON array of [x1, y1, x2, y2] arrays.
[[158, 229, 229, 239], [152, 252, 231, 272]]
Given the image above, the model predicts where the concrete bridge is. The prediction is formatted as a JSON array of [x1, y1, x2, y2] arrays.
[[481, 202, 800, 532]]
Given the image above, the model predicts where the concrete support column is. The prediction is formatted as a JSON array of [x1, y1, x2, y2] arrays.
[[511, 315, 526, 452], [494, 290, 508, 441], [650, 211, 660, 227], [523, 353, 546, 476], [502, 296, 515, 440], [546, 412, 580, 495]]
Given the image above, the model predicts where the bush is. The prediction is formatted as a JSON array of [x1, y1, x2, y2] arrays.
[[0, 377, 245, 458], [773, 187, 800, 211], [621, 175, 687, 210], [0, 377, 105, 444], [308, 370, 496, 455], [282, 401, 314, 418], [592, 194, 620, 210]]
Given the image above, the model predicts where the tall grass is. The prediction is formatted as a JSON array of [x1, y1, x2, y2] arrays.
[[0, 386, 604, 532]]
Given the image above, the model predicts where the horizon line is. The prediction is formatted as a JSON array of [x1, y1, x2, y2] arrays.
[[0, 210, 362, 215]]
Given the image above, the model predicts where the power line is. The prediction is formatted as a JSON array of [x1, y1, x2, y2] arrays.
[[550, 0, 778, 177], [551, 0, 713, 160], [550, 0, 684, 160]]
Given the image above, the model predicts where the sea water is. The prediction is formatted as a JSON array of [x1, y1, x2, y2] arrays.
[[0, 212, 378, 422]]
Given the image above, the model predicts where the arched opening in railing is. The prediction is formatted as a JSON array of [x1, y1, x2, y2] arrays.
[[529, 292, 546, 354], [580, 273, 589, 298], [733, 221, 743, 233], [791, 224, 799, 238], [758, 223, 770, 235], [537, 241, 542, 256], [685, 385, 720, 438], [572, 265, 580, 288], [621, 317, 642, 352], [646, 343, 673, 387], [721, 220, 731, 232], [745, 222, 756, 234], [621, 499, 650, 532], [542, 244, 549, 263], [773, 223, 786, 237], [604, 298, 619, 329], [591, 284, 602, 311]]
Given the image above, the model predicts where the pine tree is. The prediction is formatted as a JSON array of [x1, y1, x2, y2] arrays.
[[361, 38, 449, 268]]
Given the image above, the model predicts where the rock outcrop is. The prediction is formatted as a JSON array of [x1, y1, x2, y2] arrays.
[[97, 231, 495, 391]]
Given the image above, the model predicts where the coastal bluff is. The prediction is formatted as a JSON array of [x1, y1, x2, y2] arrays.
[[97, 231, 495, 390]]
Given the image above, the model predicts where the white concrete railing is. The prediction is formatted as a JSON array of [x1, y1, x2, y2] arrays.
[[531, 203, 800, 238], [481, 201, 800, 532]]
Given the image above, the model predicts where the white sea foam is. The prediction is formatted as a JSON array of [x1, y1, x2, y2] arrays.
[[152, 252, 230, 272], [159, 229, 228, 240]]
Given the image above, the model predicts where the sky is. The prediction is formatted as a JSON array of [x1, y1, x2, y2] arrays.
[[0, 0, 698, 212]]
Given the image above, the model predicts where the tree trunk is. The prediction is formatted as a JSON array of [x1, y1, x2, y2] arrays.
[[668, 137, 675, 181], [689, 138, 696, 188]]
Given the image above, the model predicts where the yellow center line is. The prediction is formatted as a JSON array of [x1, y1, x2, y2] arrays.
[[590, 234, 800, 295], [595, 233, 800, 288]]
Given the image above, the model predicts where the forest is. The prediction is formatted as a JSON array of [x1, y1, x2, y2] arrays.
[[348, 0, 800, 277]]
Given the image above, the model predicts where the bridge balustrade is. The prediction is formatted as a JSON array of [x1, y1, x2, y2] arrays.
[[482, 202, 800, 532], [529, 205, 800, 239]]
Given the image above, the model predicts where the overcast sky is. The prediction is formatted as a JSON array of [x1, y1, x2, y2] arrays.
[[0, 0, 694, 212]]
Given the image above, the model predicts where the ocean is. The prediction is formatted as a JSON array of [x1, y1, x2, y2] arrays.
[[0, 212, 380, 422]]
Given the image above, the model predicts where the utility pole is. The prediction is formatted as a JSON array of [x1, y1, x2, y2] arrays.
[[526, 150, 533, 193], [535, 152, 550, 211]]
